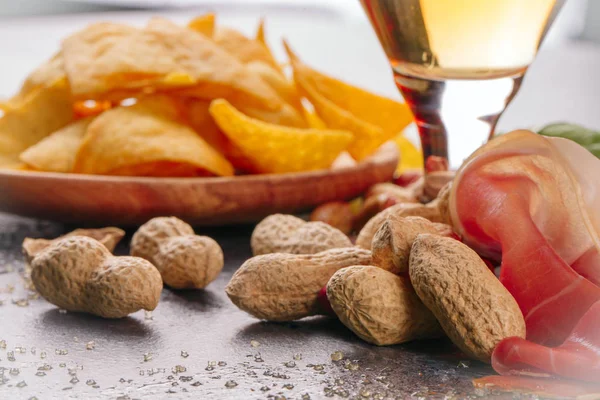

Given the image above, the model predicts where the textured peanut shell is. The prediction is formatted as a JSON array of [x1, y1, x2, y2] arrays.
[[23, 227, 125, 263], [130, 217, 194, 265], [436, 182, 452, 226], [423, 170, 455, 201], [31, 236, 162, 318], [409, 234, 526, 362], [309, 202, 354, 235], [372, 215, 453, 275], [154, 235, 224, 289], [327, 266, 443, 345], [356, 203, 443, 249], [226, 247, 372, 321], [366, 183, 420, 203], [131, 216, 223, 289], [250, 214, 351, 256], [86, 256, 163, 318]]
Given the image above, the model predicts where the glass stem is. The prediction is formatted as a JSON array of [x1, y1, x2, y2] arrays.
[[395, 72, 523, 168]]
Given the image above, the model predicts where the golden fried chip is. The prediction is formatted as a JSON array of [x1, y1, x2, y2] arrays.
[[20, 117, 94, 173], [73, 100, 112, 119], [302, 101, 327, 129], [284, 42, 413, 136], [213, 26, 280, 71], [180, 99, 262, 173], [187, 13, 215, 37], [184, 98, 228, 152], [285, 42, 413, 160], [209, 99, 353, 174], [295, 76, 383, 161], [73, 96, 233, 177], [393, 134, 423, 173], [61, 19, 282, 110], [18, 53, 65, 97], [246, 61, 303, 112], [255, 19, 285, 75], [234, 102, 306, 128], [0, 78, 73, 168]]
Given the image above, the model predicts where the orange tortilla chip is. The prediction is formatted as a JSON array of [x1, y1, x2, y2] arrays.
[[256, 19, 284, 75], [234, 102, 306, 128], [73, 96, 233, 177], [302, 100, 327, 129], [187, 13, 215, 37], [284, 41, 413, 136], [209, 99, 353, 174], [20, 117, 95, 173], [61, 19, 282, 110], [184, 98, 228, 153], [182, 98, 276, 172], [0, 78, 73, 167], [246, 61, 303, 113], [285, 41, 413, 160]]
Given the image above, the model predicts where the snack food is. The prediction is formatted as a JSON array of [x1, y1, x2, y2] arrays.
[[2, 14, 417, 177], [131, 217, 224, 289], [225, 247, 372, 321], [209, 99, 353, 173], [31, 236, 162, 318]]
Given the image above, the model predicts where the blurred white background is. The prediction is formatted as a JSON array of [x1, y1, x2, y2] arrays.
[[0, 0, 596, 44]]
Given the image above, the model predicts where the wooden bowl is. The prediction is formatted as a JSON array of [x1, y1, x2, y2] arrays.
[[0, 144, 398, 226]]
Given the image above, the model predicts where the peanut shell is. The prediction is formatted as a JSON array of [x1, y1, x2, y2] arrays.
[[409, 234, 526, 362], [327, 266, 443, 345]]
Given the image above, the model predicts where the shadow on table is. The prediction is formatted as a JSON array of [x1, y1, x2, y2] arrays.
[[161, 287, 225, 312], [233, 316, 357, 345], [40, 308, 155, 338]]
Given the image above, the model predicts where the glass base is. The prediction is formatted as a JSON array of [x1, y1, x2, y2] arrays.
[[394, 71, 523, 168]]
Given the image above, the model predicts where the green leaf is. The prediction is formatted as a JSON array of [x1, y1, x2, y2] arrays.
[[585, 142, 600, 159], [538, 123, 600, 158], [538, 123, 600, 146]]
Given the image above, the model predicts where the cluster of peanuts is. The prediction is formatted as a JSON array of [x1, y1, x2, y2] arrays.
[[226, 164, 526, 364], [23, 217, 224, 318], [24, 158, 525, 364]]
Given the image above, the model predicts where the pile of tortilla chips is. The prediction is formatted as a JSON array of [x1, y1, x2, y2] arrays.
[[0, 14, 418, 177]]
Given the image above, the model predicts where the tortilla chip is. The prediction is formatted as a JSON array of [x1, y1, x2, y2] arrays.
[[234, 102, 306, 128], [20, 117, 94, 172], [18, 54, 65, 97], [0, 78, 73, 167], [209, 99, 353, 174], [184, 98, 228, 153], [302, 101, 327, 129], [61, 18, 282, 110], [294, 74, 383, 161], [213, 26, 280, 71], [246, 61, 303, 112], [187, 13, 215, 37], [393, 134, 423, 173], [285, 41, 413, 136], [73, 96, 233, 177], [285, 41, 413, 160]]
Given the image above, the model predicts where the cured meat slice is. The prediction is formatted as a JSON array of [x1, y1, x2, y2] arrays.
[[492, 301, 600, 382], [449, 130, 600, 388]]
